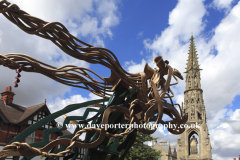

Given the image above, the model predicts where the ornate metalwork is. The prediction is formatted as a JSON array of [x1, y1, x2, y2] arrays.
[[0, 0, 188, 159]]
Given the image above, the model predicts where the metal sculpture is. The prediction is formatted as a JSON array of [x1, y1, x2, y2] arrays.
[[0, 0, 188, 159]]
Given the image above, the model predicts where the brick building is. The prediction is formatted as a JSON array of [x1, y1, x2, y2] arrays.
[[0, 86, 65, 160]]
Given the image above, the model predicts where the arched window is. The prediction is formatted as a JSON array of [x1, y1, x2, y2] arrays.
[[188, 131, 199, 155]]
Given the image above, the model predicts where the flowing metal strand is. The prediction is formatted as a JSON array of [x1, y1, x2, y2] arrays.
[[0, 0, 142, 94], [0, 0, 187, 159]]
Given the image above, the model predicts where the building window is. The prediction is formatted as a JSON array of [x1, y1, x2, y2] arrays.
[[28, 120, 32, 125], [25, 131, 35, 144]]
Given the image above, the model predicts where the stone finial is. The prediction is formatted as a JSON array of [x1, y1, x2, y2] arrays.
[[173, 145, 177, 156], [168, 142, 172, 154]]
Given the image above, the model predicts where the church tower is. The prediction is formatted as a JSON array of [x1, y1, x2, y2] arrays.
[[177, 35, 213, 160]]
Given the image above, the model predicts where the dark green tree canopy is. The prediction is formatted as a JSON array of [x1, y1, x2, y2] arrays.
[[122, 131, 162, 160]]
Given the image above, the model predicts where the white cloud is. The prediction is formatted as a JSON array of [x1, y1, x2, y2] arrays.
[[96, 0, 120, 34], [231, 109, 240, 120], [1, 1, 240, 159], [9, 0, 93, 22], [210, 109, 240, 159], [175, 94, 184, 107], [152, 128, 179, 148], [125, 0, 240, 127], [76, 0, 120, 44], [143, 0, 206, 58], [78, 16, 99, 37], [7, 0, 119, 42], [211, 0, 235, 12], [0, 0, 120, 108], [49, 92, 101, 114], [123, 0, 240, 159], [200, 1, 240, 120], [49, 92, 102, 133], [124, 59, 147, 74], [168, 0, 206, 40], [208, 109, 228, 128]]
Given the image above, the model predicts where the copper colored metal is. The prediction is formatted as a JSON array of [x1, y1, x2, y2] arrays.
[[0, 0, 187, 158]]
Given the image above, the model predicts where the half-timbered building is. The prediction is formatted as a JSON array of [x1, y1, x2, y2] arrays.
[[0, 86, 64, 160]]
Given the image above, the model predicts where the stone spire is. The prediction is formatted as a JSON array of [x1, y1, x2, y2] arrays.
[[168, 142, 172, 155], [177, 36, 213, 160], [183, 35, 205, 122], [186, 35, 200, 71], [185, 35, 202, 91], [173, 146, 177, 157]]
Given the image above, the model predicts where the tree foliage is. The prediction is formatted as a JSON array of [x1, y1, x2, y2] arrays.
[[120, 131, 162, 160]]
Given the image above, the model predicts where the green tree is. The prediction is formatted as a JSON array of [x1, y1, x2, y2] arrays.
[[120, 131, 162, 160], [106, 131, 162, 160]]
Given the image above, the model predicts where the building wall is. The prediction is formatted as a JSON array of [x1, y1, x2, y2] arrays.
[[0, 121, 60, 160], [153, 142, 177, 160], [0, 122, 58, 145]]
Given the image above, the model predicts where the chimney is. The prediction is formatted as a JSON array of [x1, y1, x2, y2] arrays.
[[1, 86, 15, 105]]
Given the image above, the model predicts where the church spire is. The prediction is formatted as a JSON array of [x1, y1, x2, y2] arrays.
[[184, 35, 202, 91], [183, 35, 204, 121], [186, 35, 200, 72], [177, 35, 212, 160]]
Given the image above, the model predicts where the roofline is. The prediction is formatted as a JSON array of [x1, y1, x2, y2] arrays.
[[17, 104, 61, 135], [1, 91, 15, 95], [0, 101, 10, 123], [0, 112, 10, 123], [9, 103, 25, 112], [26, 102, 45, 109], [17, 103, 47, 125]]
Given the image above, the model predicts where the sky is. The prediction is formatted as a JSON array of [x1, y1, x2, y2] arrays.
[[0, 0, 240, 159]]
